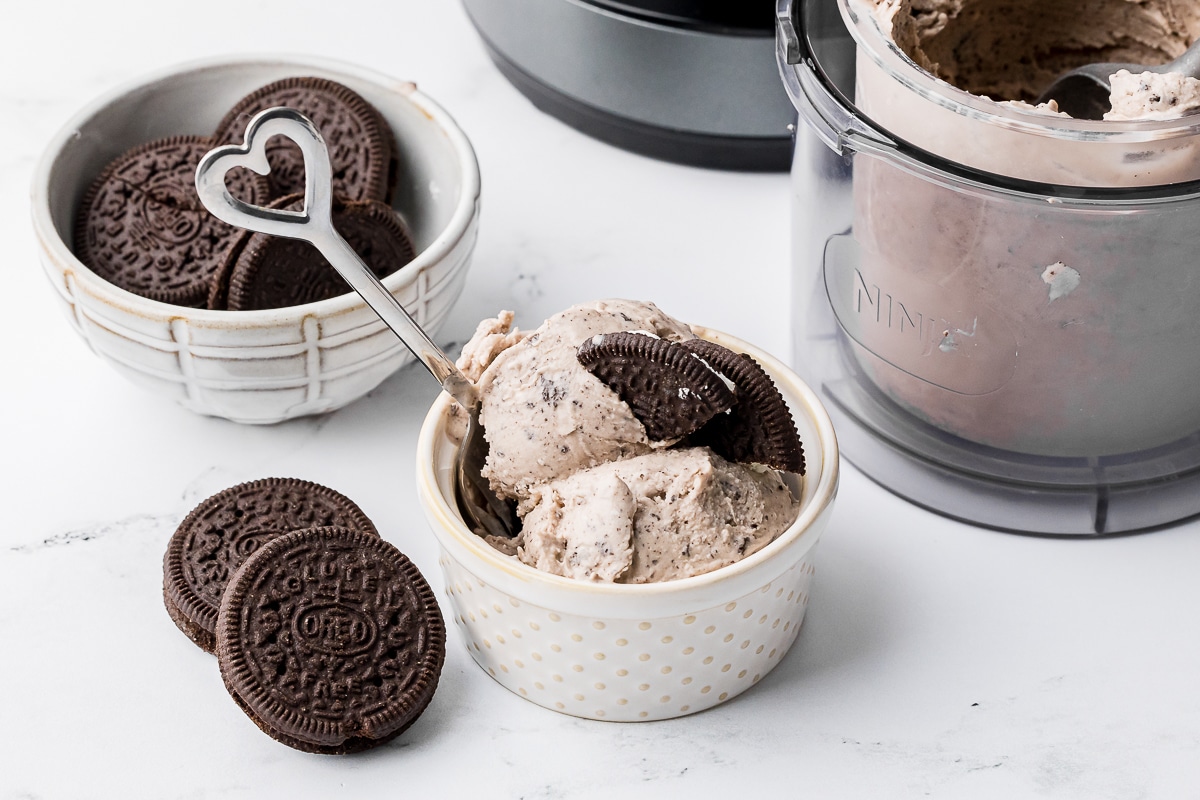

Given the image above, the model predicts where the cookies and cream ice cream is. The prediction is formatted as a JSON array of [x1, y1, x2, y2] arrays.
[[456, 300, 801, 584], [457, 299, 693, 504], [1107, 68, 1200, 120], [506, 448, 797, 583], [865, 0, 1200, 119]]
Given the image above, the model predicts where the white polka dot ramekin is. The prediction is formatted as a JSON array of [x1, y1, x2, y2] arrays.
[[416, 327, 839, 722]]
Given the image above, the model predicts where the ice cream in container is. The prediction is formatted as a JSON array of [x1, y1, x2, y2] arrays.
[[777, 0, 1200, 534]]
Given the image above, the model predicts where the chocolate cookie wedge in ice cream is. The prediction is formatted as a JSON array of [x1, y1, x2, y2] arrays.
[[576, 331, 736, 441], [680, 339, 806, 474]]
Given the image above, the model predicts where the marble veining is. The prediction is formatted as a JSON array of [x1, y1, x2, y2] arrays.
[[3, 0, 1200, 797], [7, 513, 175, 554]]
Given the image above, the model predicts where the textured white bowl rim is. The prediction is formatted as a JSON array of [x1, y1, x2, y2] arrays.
[[29, 53, 481, 328], [416, 325, 840, 618]]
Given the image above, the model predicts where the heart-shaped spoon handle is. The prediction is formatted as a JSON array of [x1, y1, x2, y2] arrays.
[[195, 106, 477, 408]]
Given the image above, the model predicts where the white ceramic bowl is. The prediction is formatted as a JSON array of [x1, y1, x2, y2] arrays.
[[31, 55, 480, 424], [416, 327, 839, 721]]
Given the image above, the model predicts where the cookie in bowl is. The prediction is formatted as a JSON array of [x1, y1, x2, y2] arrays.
[[32, 56, 480, 424]]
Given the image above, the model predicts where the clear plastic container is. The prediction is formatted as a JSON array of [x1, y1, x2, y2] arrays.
[[776, 0, 1200, 534]]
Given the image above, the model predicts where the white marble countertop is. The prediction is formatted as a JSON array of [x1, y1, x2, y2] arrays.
[[4, 2, 1200, 798]]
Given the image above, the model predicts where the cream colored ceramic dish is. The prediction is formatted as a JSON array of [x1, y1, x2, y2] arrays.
[[417, 327, 839, 721], [31, 55, 480, 424]]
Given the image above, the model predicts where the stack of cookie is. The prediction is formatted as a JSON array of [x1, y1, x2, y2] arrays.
[[75, 78, 415, 310], [163, 478, 445, 754]]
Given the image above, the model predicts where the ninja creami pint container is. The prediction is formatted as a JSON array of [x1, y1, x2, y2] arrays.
[[777, 0, 1200, 534]]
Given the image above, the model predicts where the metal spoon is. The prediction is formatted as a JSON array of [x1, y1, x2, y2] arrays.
[[1037, 40, 1200, 121], [195, 106, 516, 539]]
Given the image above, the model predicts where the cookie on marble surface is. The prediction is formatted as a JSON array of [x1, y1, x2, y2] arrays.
[[216, 527, 445, 754], [163, 478, 378, 653]]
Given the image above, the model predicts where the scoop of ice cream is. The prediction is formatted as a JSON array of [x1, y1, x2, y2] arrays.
[[514, 447, 799, 584], [457, 299, 694, 504], [515, 472, 636, 582], [1105, 69, 1200, 120], [456, 310, 530, 382], [864, 0, 1200, 116]]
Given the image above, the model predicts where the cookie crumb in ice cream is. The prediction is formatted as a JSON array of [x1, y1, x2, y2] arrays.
[[577, 331, 736, 442]]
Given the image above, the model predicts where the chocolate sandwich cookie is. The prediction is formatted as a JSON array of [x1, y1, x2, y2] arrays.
[[577, 331, 736, 441], [163, 478, 378, 653], [216, 527, 445, 754], [211, 194, 415, 310], [74, 136, 270, 307], [681, 339, 806, 474], [214, 77, 397, 202]]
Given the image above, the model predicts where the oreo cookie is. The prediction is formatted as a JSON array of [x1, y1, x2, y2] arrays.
[[163, 478, 378, 653], [577, 332, 736, 441], [216, 527, 445, 754], [211, 194, 415, 311], [682, 339, 806, 474], [214, 77, 397, 202], [74, 136, 270, 307]]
